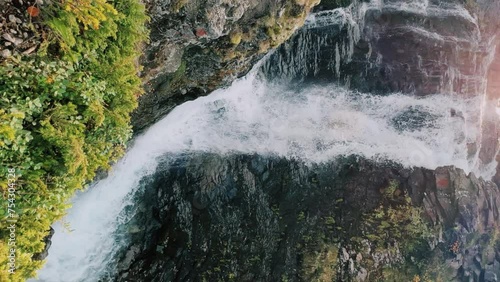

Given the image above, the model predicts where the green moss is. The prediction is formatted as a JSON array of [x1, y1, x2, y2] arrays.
[[362, 181, 433, 254], [229, 31, 243, 46], [263, 2, 311, 47], [297, 211, 306, 221], [302, 243, 339, 281], [462, 0, 478, 13], [168, 60, 187, 90]]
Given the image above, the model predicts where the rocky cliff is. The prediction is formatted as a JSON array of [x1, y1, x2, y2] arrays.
[[112, 154, 499, 281], [132, 0, 328, 132]]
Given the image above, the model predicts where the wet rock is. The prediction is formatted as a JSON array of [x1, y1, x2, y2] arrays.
[[112, 154, 499, 281], [261, 0, 500, 182], [485, 271, 498, 282], [132, 0, 322, 132]]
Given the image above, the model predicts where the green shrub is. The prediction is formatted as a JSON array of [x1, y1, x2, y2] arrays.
[[0, 0, 148, 280]]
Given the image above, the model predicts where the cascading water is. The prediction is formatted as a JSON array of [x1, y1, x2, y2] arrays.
[[33, 1, 499, 281], [32, 75, 492, 281], [263, 0, 499, 175]]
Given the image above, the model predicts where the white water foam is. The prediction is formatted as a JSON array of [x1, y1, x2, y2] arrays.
[[33, 68, 491, 281]]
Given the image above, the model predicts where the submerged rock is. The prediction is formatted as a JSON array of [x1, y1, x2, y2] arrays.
[[112, 153, 499, 281]]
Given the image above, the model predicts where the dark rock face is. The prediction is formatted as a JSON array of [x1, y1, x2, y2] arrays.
[[261, 0, 500, 100], [262, 0, 489, 95], [313, 0, 354, 12], [132, 0, 323, 133], [113, 154, 499, 281], [420, 167, 500, 281]]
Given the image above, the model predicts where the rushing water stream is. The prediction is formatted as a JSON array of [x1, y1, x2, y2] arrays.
[[33, 1, 499, 281], [33, 74, 493, 281]]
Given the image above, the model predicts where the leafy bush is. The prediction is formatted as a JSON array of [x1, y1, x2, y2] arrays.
[[0, 0, 148, 280]]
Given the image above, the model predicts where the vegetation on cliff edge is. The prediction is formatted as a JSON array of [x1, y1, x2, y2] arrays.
[[0, 0, 148, 280]]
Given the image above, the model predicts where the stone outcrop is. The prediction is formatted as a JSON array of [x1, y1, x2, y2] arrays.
[[112, 154, 499, 281], [132, 0, 323, 132], [0, 0, 44, 59], [413, 166, 500, 281]]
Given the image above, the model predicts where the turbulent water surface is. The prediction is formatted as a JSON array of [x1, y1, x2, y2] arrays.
[[33, 74, 490, 281], [33, 1, 499, 281]]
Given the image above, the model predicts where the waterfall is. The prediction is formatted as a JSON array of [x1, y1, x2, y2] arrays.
[[33, 71, 492, 282], [262, 0, 498, 175], [32, 1, 499, 281]]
